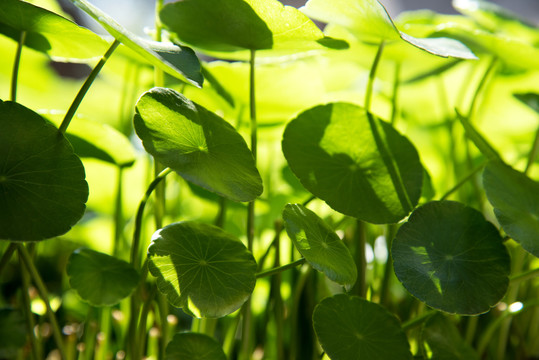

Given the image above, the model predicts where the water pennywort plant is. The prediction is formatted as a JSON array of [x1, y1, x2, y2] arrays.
[[1, 0, 539, 359]]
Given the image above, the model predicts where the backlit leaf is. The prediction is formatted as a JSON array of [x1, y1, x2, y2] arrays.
[[67, 248, 140, 306], [483, 160, 539, 258], [282, 203, 357, 287], [313, 294, 412, 360], [282, 103, 423, 224], [147, 221, 257, 318], [392, 201, 510, 315], [0, 100, 88, 241], [134, 87, 262, 202]]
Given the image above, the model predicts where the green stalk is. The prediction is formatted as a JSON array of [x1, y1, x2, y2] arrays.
[[390, 62, 401, 125], [350, 220, 367, 297], [524, 124, 539, 174], [157, 292, 169, 360], [401, 310, 435, 331], [379, 224, 397, 307], [509, 266, 539, 285], [255, 258, 306, 279], [272, 223, 285, 360], [439, 162, 486, 201], [289, 267, 311, 360], [11, 30, 26, 102], [95, 308, 111, 360], [364, 41, 385, 112], [59, 39, 120, 134], [466, 57, 498, 120], [113, 167, 124, 257], [17, 244, 66, 360], [19, 254, 42, 360], [0, 243, 17, 277], [214, 197, 227, 228]]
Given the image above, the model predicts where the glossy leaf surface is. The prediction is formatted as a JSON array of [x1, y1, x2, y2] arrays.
[[483, 160, 539, 258], [313, 294, 412, 360], [0, 308, 26, 358], [165, 332, 226, 360], [392, 201, 510, 314], [68, 0, 203, 86], [302, 0, 476, 59], [135, 87, 262, 202], [282, 103, 423, 224], [422, 313, 479, 360], [0, 101, 88, 241], [0, 0, 109, 61], [67, 248, 140, 306], [282, 204, 356, 286], [160, 0, 345, 57], [147, 222, 257, 318]]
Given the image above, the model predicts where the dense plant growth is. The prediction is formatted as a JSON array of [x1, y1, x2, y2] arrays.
[[1, 0, 539, 359]]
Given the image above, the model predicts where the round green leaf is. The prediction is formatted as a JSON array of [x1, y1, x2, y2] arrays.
[[421, 313, 479, 360], [313, 294, 412, 360], [0, 100, 88, 241], [160, 0, 344, 58], [282, 102, 423, 224], [392, 201, 510, 315], [134, 87, 263, 203], [0, 308, 26, 359], [166, 332, 226, 360], [67, 248, 140, 306], [147, 221, 257, 318], [483, 160, 539, 258], [0, 0, 109, 62], [282, 203, 357, 287]]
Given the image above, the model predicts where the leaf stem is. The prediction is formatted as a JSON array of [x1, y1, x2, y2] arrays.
[[380, 224, 397, 306], [113, 167, 124, 257], [390, 62, 401, 125], [131, 167, 173, 268], [401, 310, 435, 331], [0, 243, 17, 277], [59, 39, 120, 134], [509, 267, 539, 286], [365, 41, 385, 113], [17, 244, 66, 360], [439, 161, 487, 201], [467, 57, 498, 120], [11, 30, 26, 102], [255, 258, 306, 279], [350, 220, 367, 297], [524, 124, 539, 175], [19, 251, 42, 360]]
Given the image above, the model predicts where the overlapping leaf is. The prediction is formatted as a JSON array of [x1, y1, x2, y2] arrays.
[[147, 222, 257, 318], [0, 0, 109, 62], [421, 313, 479, 359], [165, 332, 226, 360], [392, 201, 510, 314], [67, 248, 140, 306], [282, 203, 357, 287], [134, 87, 262, 202], [282, 102, 423, 224], [0, 100, 88, 241], [313, 294, 412, 360]]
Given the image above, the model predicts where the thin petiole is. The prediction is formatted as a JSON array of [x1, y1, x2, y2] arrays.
[[11, 30, 27, 102], [364, 41, 385, 113], [439, 161, 487, 201], [0, 243, 17, 277], [59, 39, 120, 134], [524, 124, 539, 175], [255, 258, 306, 279]]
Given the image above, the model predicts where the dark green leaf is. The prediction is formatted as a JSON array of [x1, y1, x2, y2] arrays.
[[147, 222, 257, 318], [392, 201, 510, 315], [421, 313, 479, 360], [313, 294, 412, 360], [166, 332, 226, 360], [0, 100, 88, 241], [67, 248, 140, 306], [0, 308, 26, 359], [0, 0, 109, 62], [283, 203, 357, 287], [282, 103, 423, 224], [514, 93, 539, 114], [134, 87, 262, 202], [483, 160, 539, 258], [68, 0, 203, 86], [160, 0, 344, 57]]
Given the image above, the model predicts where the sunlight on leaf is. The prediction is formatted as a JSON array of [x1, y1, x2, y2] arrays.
[[0, 100, 88, 241], [313, 294, 412, 360], [147, 222, 257, 318], [134, 87, 263, 202], [392, 201, 510, 315], [282, 203, 357, 287]]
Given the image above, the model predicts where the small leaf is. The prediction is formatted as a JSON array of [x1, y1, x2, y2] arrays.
[[160, 0, 345, 58], [483, 160, 539, 258], [68, 0, 202, 87], [147, 222, 257, 318], [43, 112, 135, 167], [313, 294, 412, 360], [422, 313, 479, 360], [0, 100, 88, 241], [166, 332, 226, 360], [302, 0, 476, 59], [0, 308, 26, 359], [0, 0, 109, 62], [514, 92, 539, 114], [134, 87, 263, 202], [392, 201, 510, 315], [282, 103, 423, 224], [282, 203, 357, 287], [67, 248, 140, 306]]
